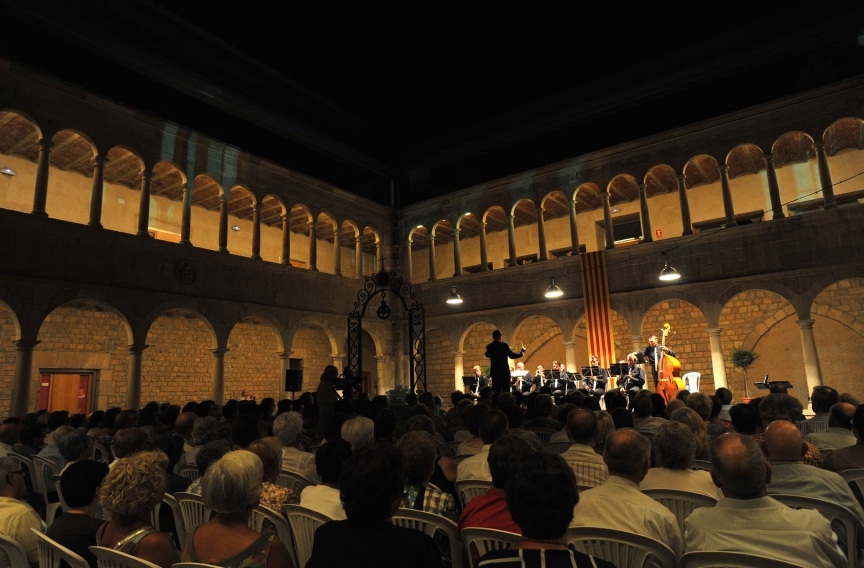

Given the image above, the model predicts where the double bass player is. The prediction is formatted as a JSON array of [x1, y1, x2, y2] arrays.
[[638, 334, 675, 389]]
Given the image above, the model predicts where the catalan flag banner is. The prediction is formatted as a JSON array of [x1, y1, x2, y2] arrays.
[[579, 251, 615, 368]]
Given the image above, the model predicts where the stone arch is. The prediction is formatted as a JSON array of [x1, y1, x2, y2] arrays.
[[316, 210, 339, 274], [640, 298, 711, 389], [258, 194, 286, 263], [225, 313, 286, 402]]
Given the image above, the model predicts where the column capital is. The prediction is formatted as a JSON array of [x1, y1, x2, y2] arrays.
[[13, 338, 40, 350], [127, 343, 150, 353], [211, 347, 230, 356], [718, 164, 729, 174], [706, 327, 722, 336], [797, 318, 816, 330]]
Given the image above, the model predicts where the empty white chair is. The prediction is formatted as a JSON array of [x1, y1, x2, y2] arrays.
[[89, 545, 162, 568], [682, 371, 701, 392], [32, 527, 89, 568]]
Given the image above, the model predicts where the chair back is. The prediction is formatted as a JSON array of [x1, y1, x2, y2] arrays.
[[32, 527, 90, 568], [679, 550, 802, 567], [174, 492, 214, 538], [454, 479, 492, 509], [9, 452, 37, 493], [682, 371, 701, 392], [840, 468, 864, 510], [33, 455, 63, 526], [282, 504, 333, 568], [177, 465, 200, 481], [53, 473, 70, 512], [0, 531, 29, 568], [275, 471, 314, 495], [150, 493, 185, 549], [641, 488, 718, 534], [460, 527, 520, 568], [92, 442, 112, 464], [540, 441, 570, 455], [566, 526, 677, 568], [769, 493, 859, 567], [248, 505, 297, 568], [526, 427, 557, 444], [391, 508, 462, 568], [88, 546, 162, 568]]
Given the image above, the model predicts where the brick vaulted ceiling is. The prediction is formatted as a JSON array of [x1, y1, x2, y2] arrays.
[[0, 1, 862, 210]]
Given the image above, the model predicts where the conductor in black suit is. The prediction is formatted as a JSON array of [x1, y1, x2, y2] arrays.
[[485, 329, 525, 401]]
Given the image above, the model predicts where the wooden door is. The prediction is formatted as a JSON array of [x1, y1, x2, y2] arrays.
[[37, 373, 91, 414]]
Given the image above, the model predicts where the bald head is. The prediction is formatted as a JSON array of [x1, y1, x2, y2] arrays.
[[603, 428, 651, 479], [763, 420, 805, 462], [829, 402, 855, 429], [566, 407, 598, 445], [711, 432, 769, 499]]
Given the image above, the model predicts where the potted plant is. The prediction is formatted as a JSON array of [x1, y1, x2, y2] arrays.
[[386, 383, 412, 407], [731, 346, 759, 398]]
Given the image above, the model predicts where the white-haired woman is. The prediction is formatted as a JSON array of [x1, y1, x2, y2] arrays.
[[180, 449, 293, 567]]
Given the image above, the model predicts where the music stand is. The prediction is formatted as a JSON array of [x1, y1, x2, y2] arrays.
[[462, 376, 478, 393], [755, 380, 792, 390], [543, 369, 563, 389], [609, 363, 627, 376]]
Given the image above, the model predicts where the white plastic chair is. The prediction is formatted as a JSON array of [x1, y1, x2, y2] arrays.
[[641, 488, 718, 534], [32, 527, 89, 568], [89, 545, 162, 568], [769, 493, 859, 568], [566, 526, 677, 568], [453, 479, 492, 510], [248, 504, 296, 568], [682, 371, 701, 392], [275, 471, 315, 495], [177, 465, 200, 481], [174, 492, 214, 540], [679, 550, 801, 567], [460, 527, 520, 568], [0, 531, 29, 568], [150, 493, 185, 549], [33, 455, 63, 526], [391, 508, 462, 568], [282, 503, 333, 568]]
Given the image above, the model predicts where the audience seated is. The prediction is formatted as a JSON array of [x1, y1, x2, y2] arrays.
[[477, 451, 615, 568], [96, 450, 179, 568], [805, 402, 856, 461], [456, 409, 509, 482], [247, 436, 299, 511], [396, 431, 458, 520], [272, 411, 320, 483], [570, 428, 683, 557], [669, 407, 710, 461], [0, 423, 20, 458], [455, 403, 489, 456], [640, 421, 719, 499], [56, 428, 93, 473], [180, 450, 293, 567], [47, 460, 108, 568], [684, 432, 846, 566], [631, 391, 665, 441], [823, 404, 864, 473], [755, 394, 822, 466], [182, 416, 219, 467], [187, 439, 231, 494], [0, 456, 43, 567], [299, 439, 351, 520], [307, 444, 441, 568], [404, 415, 458, 506], [799, 385, 839, 437], [341, 415, 375, 451], [728, 401, 760, 434], [524, 394, 559, 430], [560, 407, 607, 488], [110, 427, 149, 466]]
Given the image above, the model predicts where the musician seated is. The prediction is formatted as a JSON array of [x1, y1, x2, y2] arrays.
[[582, 355, 609, 398], [619, 353, 646, 398], [510, 362, 531, 393]]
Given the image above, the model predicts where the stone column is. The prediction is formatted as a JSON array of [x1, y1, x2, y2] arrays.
[[333, 231, 342, 276], [562, 341, 577, 375], [453, 350, 464, 392], [602, 192, 615, 249], [277, 351, 289, 400], [355, 237, 362, 278], [218, 193, 229, 253], [406, 239, 414, 283], [537, 208, 548, 261], [11, 339, 39, 418], [31, 139, 52, 217], [765, 155, 785, 219], [126, 343, 148, 410], [88, 155, 106, 228], [815, 142, 837, 209], [452, 228, 462, 276], [677, 174, 694, 235], [136, 170, 153, 237], [638, 183, 653, 243], [719, 165, 738, 227], [798, 319, 823, 394], [507, 214, 517, 266], [375, 355, 387, 395], [479, 222, 489, 271], [428, 236, 437, 281], [308, 222, 318, 271], [180, 183, 193, 245], [375, 242, 382, 273], [211, 347, 228, 405], [281, 213, 291, 266], [707, 328, 728, 390], [568, 199, 580, 254], [251, 202, 262, 260]]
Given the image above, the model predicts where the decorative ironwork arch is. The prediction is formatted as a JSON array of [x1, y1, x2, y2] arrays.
[[347, 270, 426, 393]]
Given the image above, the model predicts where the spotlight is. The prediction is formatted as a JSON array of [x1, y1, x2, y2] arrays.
[[446, 285, 463, 305], [544, 278, 564, 298], [659, 259, 681, 281]]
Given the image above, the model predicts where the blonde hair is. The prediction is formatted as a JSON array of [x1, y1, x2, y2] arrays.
[[99, 450, 167, 522], [247, 436, 282, 481], [201, 450, 262, 517]]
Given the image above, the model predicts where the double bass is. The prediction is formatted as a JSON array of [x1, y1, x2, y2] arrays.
[[656, 323, 684, 403]]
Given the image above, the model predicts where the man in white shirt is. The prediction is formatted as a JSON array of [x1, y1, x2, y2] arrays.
[[0, 456, 44, 567], [456, 409, 508, 482], [559, 407, 607, 488]]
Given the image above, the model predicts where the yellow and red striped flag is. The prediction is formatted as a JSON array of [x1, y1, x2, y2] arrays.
[[579, 251, 615, 368]]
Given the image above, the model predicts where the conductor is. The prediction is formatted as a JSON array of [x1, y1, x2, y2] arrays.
[[485, 329, 525, 400]]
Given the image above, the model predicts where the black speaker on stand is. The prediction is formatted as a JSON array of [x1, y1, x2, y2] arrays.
[[285, 369, 303, 402]]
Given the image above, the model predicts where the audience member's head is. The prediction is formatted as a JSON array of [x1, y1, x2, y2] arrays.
[[487, 434, 533, 489], [603, 391, 627, 412], [0, 423, 20, 447], [111, 427, 149, 460], [195, 439, 232, 477], [594, 411, 614, 450], [566, 407, 598, 445], [99, 450, 167, 523], [0, 457, 26, 499], [715, 387, 733, 406], [57, 428, 93, 462], [272, 411, 303, 447], [665, 398, 685, 416], [763, 420, 806, 462], [341, 416, 375, 451], [758, 393, 803, 425], [314, 438, 352, 485], [603, 428, 651, 481], [652, 421, 696, 470], [478, 409, 509, 445], [506, 452, 579, 541], [839, 393, 860, 407], [649, 393, 668, 418], [631, 391, 653, 418], [340, 444, 405, 522], [533, 394, 554, 418], [729, 402, 761, 434], [396, 431, 437, 486], [60, 459, 109, 508], [201, 449, 263, 519], [230, 413, 263, 448], [580, 395, 601, 412], [828, 402, 855, 430], [373, 408, 398, 441], [710, 433, 768, 499], [686, 392, 712, 421], [811, 385, 839, 413], [610, 407, 634, 429], [190, 416, 219, 447], [247, 436, 283, 483]]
